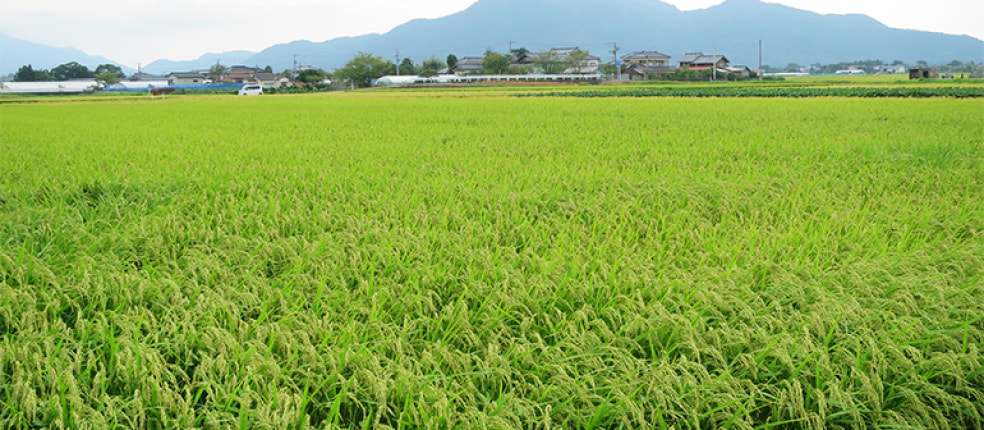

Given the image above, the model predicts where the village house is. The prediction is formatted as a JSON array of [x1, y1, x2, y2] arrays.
[[622, 51, 671, 68], [166, 72, 207, 86], [679, 53, 730, 71], [621, 51, 675, 79], [725, 65, 752, 78], [877, 64, 907, 74], [515, 47, 602, 74], [221, 66, 264, 83], [129, 72, 166, 81], [452, 57, 485, 75], [253, 72, 292, 89]]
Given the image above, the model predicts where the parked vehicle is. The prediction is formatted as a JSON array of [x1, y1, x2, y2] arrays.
[[238, 84, 263, 96]]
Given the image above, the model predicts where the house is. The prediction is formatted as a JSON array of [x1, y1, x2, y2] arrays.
[[618, 51, 676, 79], [621, 63, 674, 80], [129, 72, 166, 81], [222, 66, 263, 83], [166, 72, 207, 86], [725, 65, 752, 78], [622, 63, 654, 80], [877, 64, 907, 74], [253, 73, 292, 89], [622, 51, 671, 68], [452, 57, 484, 75], [678, 53, 729, 71], [514, 47, 602, 74]]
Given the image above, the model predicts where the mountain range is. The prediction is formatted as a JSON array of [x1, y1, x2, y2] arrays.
[[3, 0, 982, 76], [0, 33, 137, 76]]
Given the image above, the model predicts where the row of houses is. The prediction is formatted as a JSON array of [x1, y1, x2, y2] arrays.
[[448, 48, 753, 80], [132, 66, 294, 89]]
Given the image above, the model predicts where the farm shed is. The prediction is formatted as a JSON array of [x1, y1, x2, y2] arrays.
[[0, 80, 98, 94], [909, 68, 938, 79]]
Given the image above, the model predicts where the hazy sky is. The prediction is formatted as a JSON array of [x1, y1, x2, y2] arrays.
[[2, 0, 981, 68]]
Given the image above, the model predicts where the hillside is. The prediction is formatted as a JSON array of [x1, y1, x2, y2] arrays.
[[0, 33, 134, 76], [243, 0, 983, 71]]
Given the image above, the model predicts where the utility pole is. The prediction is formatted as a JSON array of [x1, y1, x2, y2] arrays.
[[293, 54, 299, 74], [395, 49, 401, 75], [509, 41, 516, 54], [758, 40, 763, 81], [611, 42, 620, 81]]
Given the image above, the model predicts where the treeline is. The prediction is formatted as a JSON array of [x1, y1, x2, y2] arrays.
[[333, 47, 600, 88], [14, 62, 126, 85], [763, 59, 984, 76], [521, 87, 984, 98]]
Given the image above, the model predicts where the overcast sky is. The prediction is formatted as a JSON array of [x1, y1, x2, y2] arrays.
[[1, 0, 981, 68]]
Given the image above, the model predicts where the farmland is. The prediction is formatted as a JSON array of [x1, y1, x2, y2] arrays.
[[1, 90, 983, 428]]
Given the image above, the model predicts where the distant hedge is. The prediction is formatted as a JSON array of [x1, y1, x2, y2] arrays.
[[517, 87, 984, 98]]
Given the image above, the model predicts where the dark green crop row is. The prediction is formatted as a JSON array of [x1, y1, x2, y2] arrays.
[[518, 86, 984, 98]]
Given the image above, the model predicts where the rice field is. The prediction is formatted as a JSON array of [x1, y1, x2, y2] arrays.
[[1, 91, 983, 429]]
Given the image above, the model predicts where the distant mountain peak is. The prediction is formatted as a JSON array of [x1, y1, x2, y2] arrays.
[[5, 0, 981, 76], [0, 33, 134, 76], [241, 0, 980, 71]]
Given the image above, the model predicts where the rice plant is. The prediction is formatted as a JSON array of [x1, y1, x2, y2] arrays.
[[1, 91, 982, 429]]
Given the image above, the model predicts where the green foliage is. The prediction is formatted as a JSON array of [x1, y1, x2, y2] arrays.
[[532, 50, 566, 74], [398, 58, 416, 75], [209, 63, 226, 81], [525, 86, 984, 98], [51, 61, 93, 81], [482, 51, 513, 74], [94, 72, 120, 87], [13, 64, 54, 82], [335, 52, 396, 88], [420, 57, 446, 78], [296, 68, 328, 87], [1, 92, 983, 429], [446, 54, 458, 71], [94, 64, 124, 77], [566, 48, 591, 72]]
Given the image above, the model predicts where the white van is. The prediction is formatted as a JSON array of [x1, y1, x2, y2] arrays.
[[238, 84, 263, 96]]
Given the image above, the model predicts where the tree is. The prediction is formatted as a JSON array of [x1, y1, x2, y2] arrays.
[[446, 54, 458, 71], [297, 68, 327, 87], [566, 49, 591, 73], [483, 51, 512, 74], [13, 64, 53, 82], [533, 51, 565, 74], [334, 52, 395, 88], [209, 63, 226, 82], [95, 64, 124, 77], [422, 57, 446, 74], [51, 61, 93, 81], [511, 47, 530, 58], [263, 65, 274, 73], [399, 58, 416, 75], [94, 72, 120, 87]]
